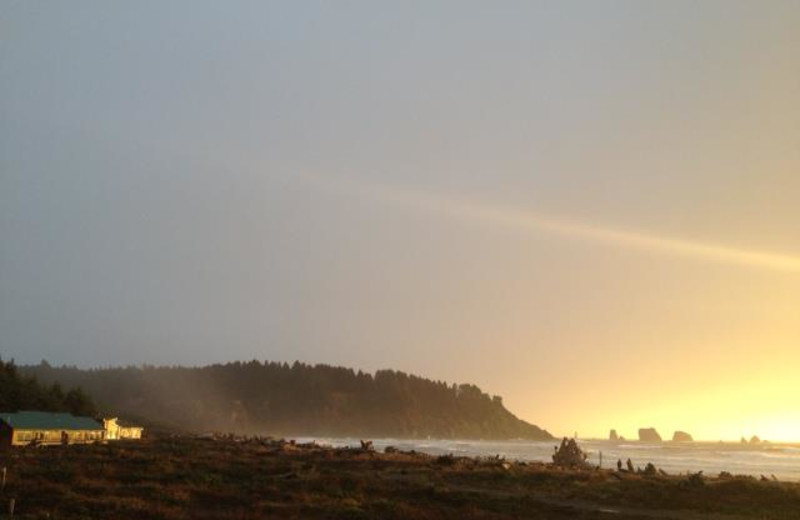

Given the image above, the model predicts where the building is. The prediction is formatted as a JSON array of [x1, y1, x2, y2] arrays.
[[103, 417, 144, 440], [0, 411, 105, 447]]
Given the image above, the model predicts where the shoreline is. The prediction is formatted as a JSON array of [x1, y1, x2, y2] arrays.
[[1, 435, 798, 519], [290, 435, 800, 482]]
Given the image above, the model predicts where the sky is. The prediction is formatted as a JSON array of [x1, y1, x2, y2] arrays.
[[1, 1, 799, 441]]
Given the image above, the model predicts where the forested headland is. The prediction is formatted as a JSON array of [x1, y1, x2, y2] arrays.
[[21, 361, 552, 440]]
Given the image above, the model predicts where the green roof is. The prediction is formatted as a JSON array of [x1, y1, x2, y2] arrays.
[[0, 411, 102, 431]]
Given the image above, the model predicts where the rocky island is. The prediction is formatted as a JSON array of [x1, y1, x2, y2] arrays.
[[638, 427, 662, 442], [672, 430, 694, 442]]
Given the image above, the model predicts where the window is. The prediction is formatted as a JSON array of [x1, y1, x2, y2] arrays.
[[15, 431, 34, 442]]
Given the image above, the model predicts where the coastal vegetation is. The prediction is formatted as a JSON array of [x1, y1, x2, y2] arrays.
[[1, 436, 798, 519], [21, 361, 551, 440]]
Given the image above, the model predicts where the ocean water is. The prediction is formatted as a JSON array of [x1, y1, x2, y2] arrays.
[[293, 437, 800, 481]]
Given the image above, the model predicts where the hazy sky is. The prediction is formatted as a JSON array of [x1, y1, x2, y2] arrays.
[[2, 1, 799, 441]]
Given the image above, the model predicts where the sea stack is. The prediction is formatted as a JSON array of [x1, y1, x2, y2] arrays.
[[609, 429, 619, 441], [749, 435, 761, 445], [638, 427, 662, 442], [672, 431, 693, 442]]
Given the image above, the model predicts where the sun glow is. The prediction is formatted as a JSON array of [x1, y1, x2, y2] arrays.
[[299, 175, 800, 443], [746, 418, 800, 444]]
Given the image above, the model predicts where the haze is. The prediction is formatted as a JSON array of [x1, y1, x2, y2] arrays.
[[1, 1, 799, 442]]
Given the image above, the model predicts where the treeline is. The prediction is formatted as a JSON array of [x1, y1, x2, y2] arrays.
[[0, 359, 95, 416], [21, 361, 552, 440]]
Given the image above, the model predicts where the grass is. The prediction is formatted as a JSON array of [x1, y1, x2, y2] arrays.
[[0, 437, 798, 519]]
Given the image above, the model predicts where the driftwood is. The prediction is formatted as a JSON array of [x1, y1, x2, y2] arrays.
[[551, 438, 589, 468], [680, 471, 705, 488]]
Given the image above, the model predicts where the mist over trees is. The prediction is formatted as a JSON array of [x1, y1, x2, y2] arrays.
[[0, 359, 96, 416], [22, 361, 552, 440]]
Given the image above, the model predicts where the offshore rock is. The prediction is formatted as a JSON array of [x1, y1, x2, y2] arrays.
[[672, 431, 693, 442], [609, 429, 619, 441], [638, 428, 662, 442]]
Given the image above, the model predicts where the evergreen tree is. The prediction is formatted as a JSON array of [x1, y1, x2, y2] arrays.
[[20, 360, 551, 440], [0, 358, 97, 416]]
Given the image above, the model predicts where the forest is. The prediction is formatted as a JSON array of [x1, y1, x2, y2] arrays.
[[21, 360, 552, 440], [0, 359, 95, 417]]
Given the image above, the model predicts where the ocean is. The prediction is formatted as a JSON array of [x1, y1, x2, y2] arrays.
[[294, 437, 800, 481]]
